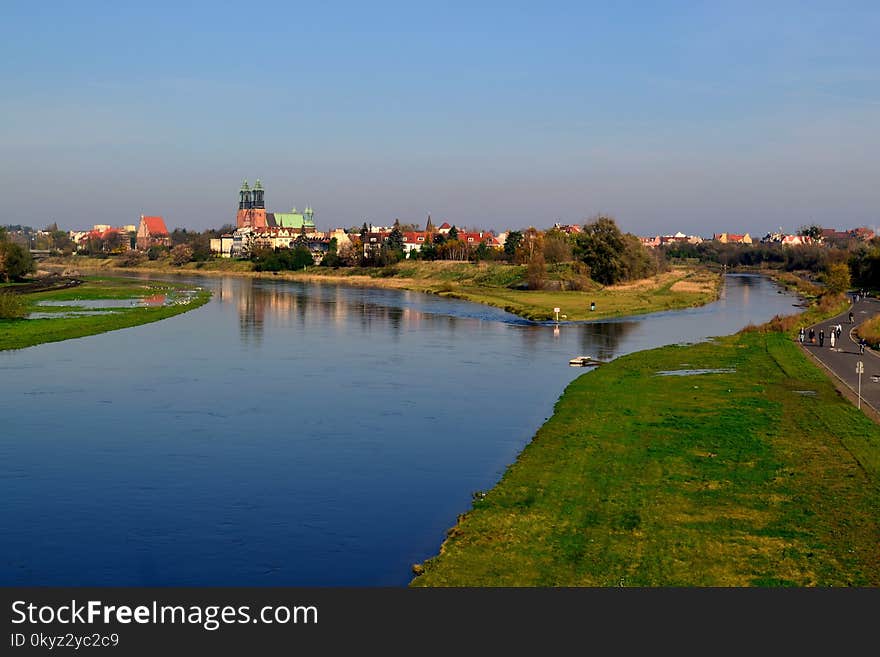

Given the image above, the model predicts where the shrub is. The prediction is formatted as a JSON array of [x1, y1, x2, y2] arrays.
[[171, 244, 194, 266], [0, 292, 27, 319], [857, 315, 880, 347], [526, 252, 547, 290], [118, 250, 146, 267], [0, 242, 35, 282]]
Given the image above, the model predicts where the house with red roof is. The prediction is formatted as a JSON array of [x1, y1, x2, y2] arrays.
[[458, 231, 501, 248], [713, 232, 752, 244], [402, 231, 429, 257], [136, 215, 171, 250]]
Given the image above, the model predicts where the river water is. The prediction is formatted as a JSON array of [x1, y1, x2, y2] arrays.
[[0, 273, 800, 585]]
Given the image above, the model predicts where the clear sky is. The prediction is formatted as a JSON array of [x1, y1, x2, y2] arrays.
[[1, 1, 878, 236]]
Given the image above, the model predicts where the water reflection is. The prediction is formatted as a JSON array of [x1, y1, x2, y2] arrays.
[[218, 274, 775, 363]]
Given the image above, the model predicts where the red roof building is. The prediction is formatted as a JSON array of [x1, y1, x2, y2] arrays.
[[137, 215, 171, 250]]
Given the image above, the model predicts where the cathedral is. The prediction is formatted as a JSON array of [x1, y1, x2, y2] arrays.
[[236, 179, 315, 232]]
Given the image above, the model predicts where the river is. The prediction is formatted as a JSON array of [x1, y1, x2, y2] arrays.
[[0, 273, 800, 585]]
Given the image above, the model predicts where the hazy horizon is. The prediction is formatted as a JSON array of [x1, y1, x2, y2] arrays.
[[2, 2, 878, 237]]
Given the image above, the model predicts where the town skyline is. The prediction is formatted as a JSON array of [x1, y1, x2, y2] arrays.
[[8, 174, 878, 242]]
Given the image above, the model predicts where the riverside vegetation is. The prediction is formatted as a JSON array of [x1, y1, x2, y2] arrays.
[[412, 292, 880, 586], [0, 276, 210, 351]]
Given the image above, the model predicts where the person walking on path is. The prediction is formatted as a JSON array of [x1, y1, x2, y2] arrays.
[[837, 324, 842, 340], [809, 327, 815, 344], [860, 337, 867, 355], [849, 311, 855, 324], [819, 329, 824, 347], [830, 330, 836, 348], [798, 327, 805, 344]]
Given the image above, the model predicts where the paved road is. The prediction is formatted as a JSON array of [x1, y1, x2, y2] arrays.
[[800, 296, 880, 414]]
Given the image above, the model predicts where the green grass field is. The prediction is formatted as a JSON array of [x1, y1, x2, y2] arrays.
[[412, 330, 880, 586], [0, 277, 211, 351], [447, 272, 718, 321]]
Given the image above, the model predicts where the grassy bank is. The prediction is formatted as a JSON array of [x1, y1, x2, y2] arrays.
[[0, 277, 210, 351], [45, 256, 721, 322], [411, 329, 880, 586]]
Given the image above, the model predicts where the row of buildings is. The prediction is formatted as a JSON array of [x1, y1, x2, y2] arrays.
[[67, 216, 171, 252], [639, 227, 876, 249], [209, 180, 508, 261]]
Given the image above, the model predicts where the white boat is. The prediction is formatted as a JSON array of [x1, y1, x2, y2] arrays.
[[569, 356, 600, 367]]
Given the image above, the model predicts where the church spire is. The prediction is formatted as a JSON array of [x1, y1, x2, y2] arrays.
[[239, 179, 252, 210], [253, 179, 265, 209]]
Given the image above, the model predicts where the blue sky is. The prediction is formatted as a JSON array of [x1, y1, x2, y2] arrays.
[[1, 1, 878, 235]]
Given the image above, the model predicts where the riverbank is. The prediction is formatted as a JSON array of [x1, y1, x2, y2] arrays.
[[410, 326, 880, 586], [0, 276, 211, 351], [42, 257, 721, 322]]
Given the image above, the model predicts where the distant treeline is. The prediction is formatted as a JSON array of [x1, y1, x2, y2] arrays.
[[662, 240, 880, 288]]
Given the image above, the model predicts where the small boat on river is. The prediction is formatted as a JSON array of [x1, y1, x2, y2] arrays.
[[569, 356, 602, 367]]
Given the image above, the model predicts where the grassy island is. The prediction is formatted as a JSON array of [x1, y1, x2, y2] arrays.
[[412, 326, 880, 586], [0, 276, 211, 351]]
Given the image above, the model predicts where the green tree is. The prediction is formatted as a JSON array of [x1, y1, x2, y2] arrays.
[[387, 224, 405, 255], [0, 242, 35, 282], [526, 252, 546, 290], [171, 228, 191, 246], [419, 240, 437, 260], [49, 230, 73, 254], [189, 234, 213, 261], [473, 241, 490, 262], [321, 238, 341, 267], [620, 233, 658, 280], [574, 216, 626, 285], [447, 225, 459, 241], [290, 246, 314, 269], [798, 224, 823, 240], [824, 261, 851, 294], [543, 229, 573, 264], [504, 230, 523, 261]]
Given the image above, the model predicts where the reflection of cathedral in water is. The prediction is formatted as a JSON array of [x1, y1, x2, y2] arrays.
[[212, 277, 650, 358], [217, 279, 423, 344]]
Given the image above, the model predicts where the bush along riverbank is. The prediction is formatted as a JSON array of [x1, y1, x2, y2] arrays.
[[0, 276, 211, 351], [411, 299, 880, 586]]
